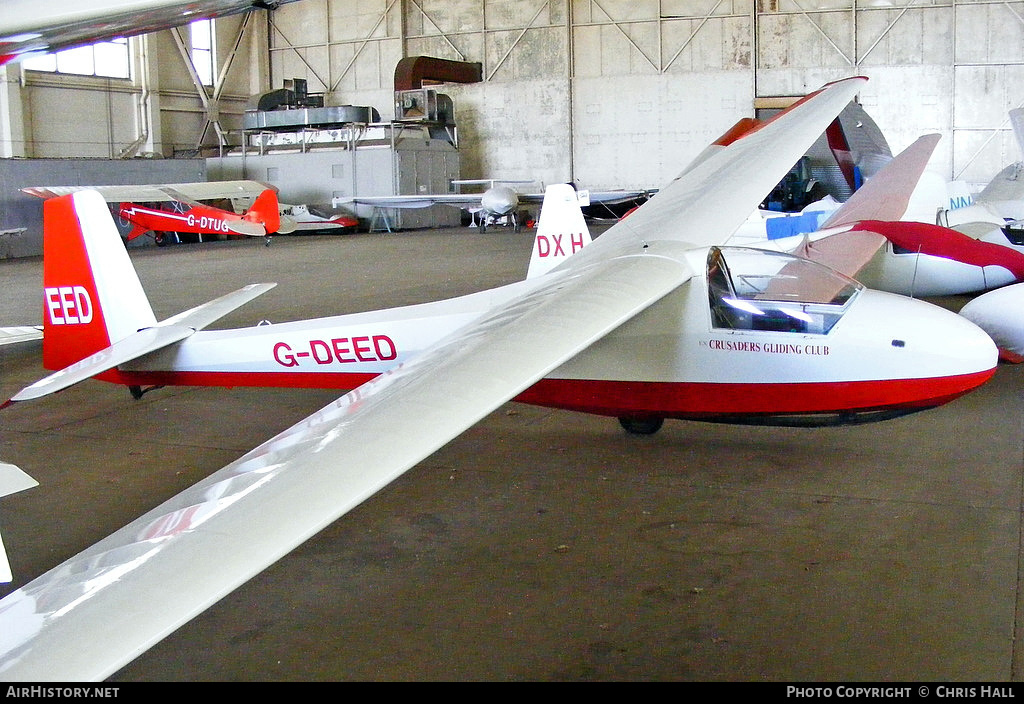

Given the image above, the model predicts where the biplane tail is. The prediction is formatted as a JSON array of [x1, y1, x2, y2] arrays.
[[243, 189, 297, 235]]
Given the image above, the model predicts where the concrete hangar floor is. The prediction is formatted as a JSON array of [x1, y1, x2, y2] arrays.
[[1, 223, 1022, 682]]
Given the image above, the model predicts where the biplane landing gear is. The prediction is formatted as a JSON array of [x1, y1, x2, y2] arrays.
[[618, 416, 664, 435]]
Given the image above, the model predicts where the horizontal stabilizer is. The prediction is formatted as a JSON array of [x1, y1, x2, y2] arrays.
[[0, 326, 42, 346], [0, 462, 37, 498], [276, 215, 298, 234], [0, 461, 38, 583], [9, 325, 196, 402], [226, 220, 266, 236], [10, 283, 275, 403], [158, 283, 276, 331]]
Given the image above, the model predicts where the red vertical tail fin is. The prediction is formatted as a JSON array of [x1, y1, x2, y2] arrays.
[[243, 189, 282, 233], [41, 191, 157, 371]]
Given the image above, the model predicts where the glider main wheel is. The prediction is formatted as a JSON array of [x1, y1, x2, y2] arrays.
[[618, 416, 664, 435]]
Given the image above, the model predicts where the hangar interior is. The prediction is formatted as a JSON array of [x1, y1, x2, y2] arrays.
[[2, 0, 1024, 255], [5, 0, 1024, 683]]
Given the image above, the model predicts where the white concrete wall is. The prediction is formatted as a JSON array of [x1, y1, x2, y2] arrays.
[[5, 13, 265, 159], [261, 0, 1024, 193], [4, 0, 1024, 193]]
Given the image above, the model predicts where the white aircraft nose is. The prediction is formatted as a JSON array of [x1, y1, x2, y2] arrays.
[[843, 289, 997, 399], [960, 282, 1024, 361], [480, 186, 519, 216]]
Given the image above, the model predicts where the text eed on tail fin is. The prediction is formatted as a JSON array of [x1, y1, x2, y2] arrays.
[[41, 190, 158, 372]]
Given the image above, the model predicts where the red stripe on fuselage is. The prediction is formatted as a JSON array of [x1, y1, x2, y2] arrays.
[[100, 367, 994, 421], [514, 371, 995, 419], [103, 369, 381, 390]]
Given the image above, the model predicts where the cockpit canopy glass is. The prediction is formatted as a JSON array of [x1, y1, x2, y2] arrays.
[[707, 246, 861, 334]]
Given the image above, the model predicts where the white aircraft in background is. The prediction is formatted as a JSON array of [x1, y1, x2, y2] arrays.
[[857, 107, 1024, 295], [727, 134, 1024, 297], [0, 0, 300, 65], [335, 179, 650, 232], [959, 283, 1024, 362], [951, 109, 1024, 363], [965, 108, 1024, 223], [0, 77, 1000, 681]]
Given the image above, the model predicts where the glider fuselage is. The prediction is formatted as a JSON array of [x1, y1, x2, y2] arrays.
[[99, 245, 996, 426]]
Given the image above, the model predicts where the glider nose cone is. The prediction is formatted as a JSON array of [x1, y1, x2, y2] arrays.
[[907, 296, 997, 375], [854, 289, 997, 402]]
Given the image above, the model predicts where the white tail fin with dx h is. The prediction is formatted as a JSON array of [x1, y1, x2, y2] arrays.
[[527, 184, 593, 279]]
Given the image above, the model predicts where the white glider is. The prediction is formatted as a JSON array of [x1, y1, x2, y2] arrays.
[[0, 77, 999, 681]]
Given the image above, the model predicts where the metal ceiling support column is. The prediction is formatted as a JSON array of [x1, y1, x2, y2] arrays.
[[567, 0, 575, 183], [213, 12, 252, 103], [171, 25, 227, 149], [174, 15, 254, 151]]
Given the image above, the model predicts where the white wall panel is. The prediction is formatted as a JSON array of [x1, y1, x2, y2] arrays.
[[445, 78, 571, 186], [10, 0, 1024, 196], [757, 11, 854, 71], [26, 83, 137, 158], [573, 71, 752, 188], [954, 63, 1024, 184], [955, 2, 1024, 66]]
